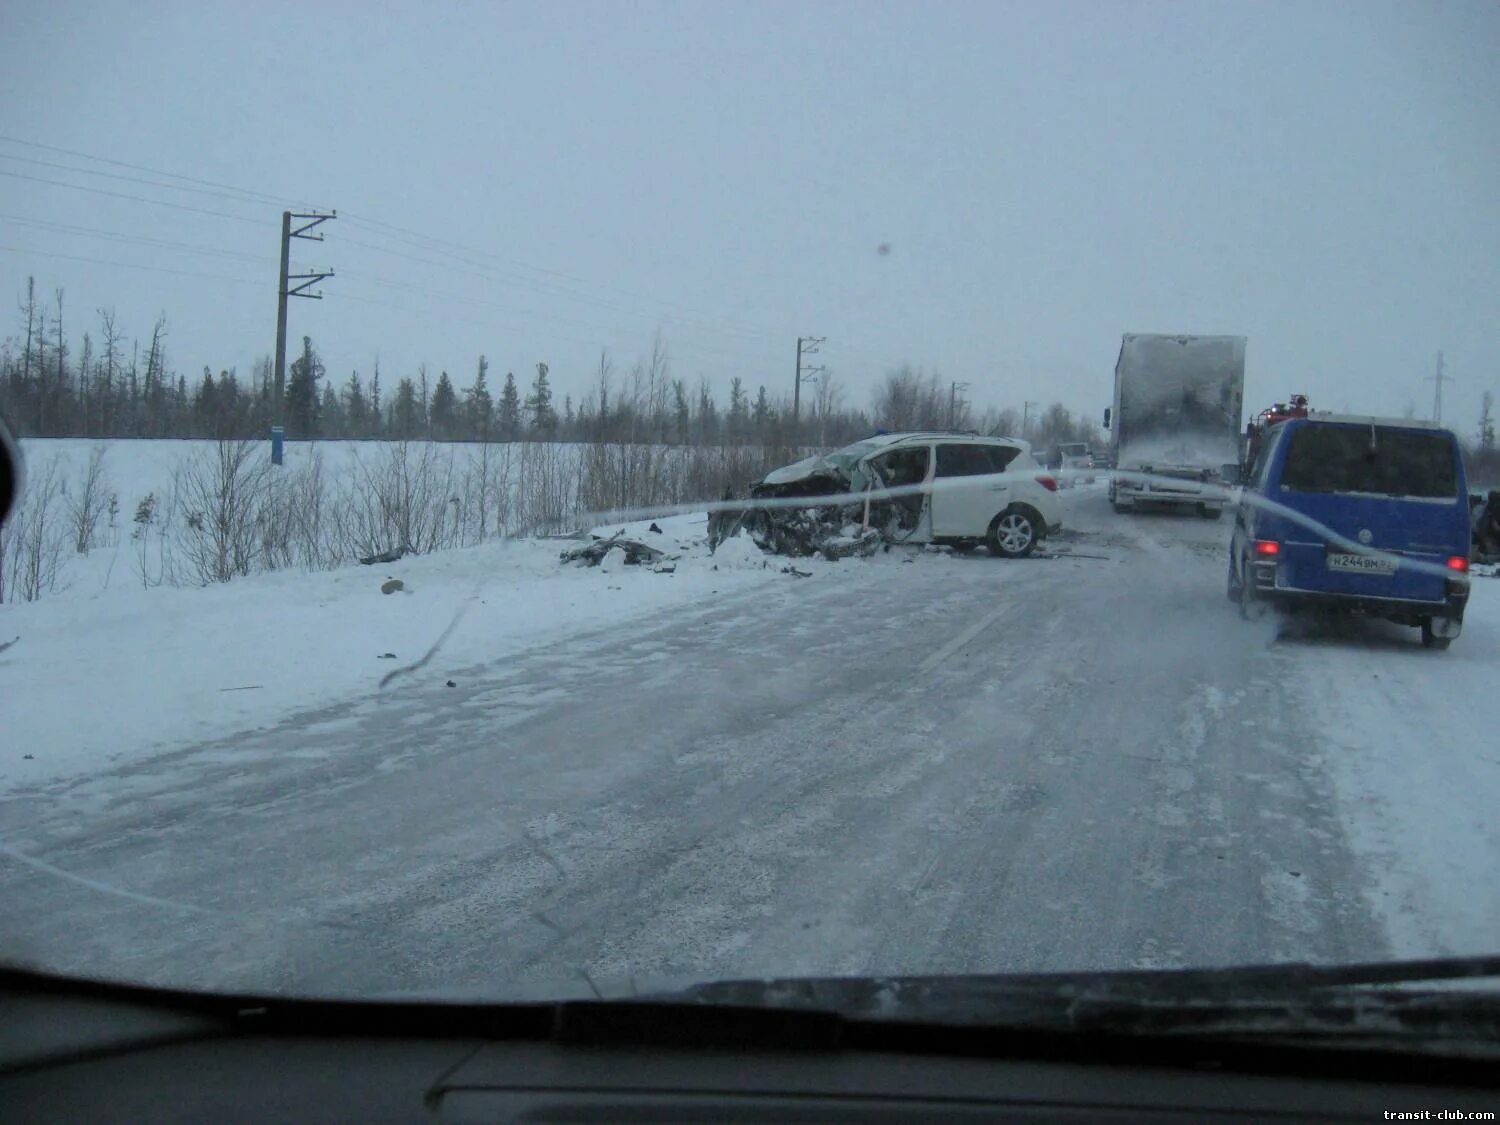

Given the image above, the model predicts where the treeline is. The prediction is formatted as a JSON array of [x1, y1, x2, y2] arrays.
[[2, 277, 1108, 451], [0, 280, 880, 447]]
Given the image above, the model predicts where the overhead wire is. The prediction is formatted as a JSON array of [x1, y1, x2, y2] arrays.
[[0, 214, 273, 266], [0, 134, 319, 210], [0, 134, 899, 382], [338, 213, 789, 343], [0, 152, 302, 210], [0, 169, 268, 225], [0, 135, 805, 353], [336, 234, 786, 357], [0, 244, 263, 286]]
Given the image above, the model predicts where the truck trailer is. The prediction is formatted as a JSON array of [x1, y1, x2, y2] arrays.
[[1105, 333, 1246, 518]]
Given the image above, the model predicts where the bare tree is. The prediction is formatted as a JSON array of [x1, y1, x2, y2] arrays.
[[67, 445, 113, 553], [97, 307, 123, 438], [1, 456, 69, 602], [174, 440, 272, 583]]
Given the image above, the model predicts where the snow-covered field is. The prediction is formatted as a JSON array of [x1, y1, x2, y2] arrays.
[[0, 508, 808, 791], [1, 460, 1497, 996]]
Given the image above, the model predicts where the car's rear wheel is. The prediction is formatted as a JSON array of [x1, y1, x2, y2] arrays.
[[988, 508, 1039, 558], [1420, 619, 1453, 650], [1226, 553, 1242, 602]]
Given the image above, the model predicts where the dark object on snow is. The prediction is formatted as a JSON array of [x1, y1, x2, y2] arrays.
[[648, 522, 663, 533], [1472, 490, 1500, 563], [377, 652, 397, 660], [359, 547, 405, 566], [0, 635, 18, 655], [781, 565, 813, 578], [654, 563, 677, 574], [819, 529, 885, 561], [23, 754, 33, 760], [381, 578, 404, 595], [559, 531, 668, 567], [446, 679, 456, 687]]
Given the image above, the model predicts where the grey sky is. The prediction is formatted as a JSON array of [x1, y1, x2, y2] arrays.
[[2, 0, 1496, 431]]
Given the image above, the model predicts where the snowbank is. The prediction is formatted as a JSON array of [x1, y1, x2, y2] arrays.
[[0, 511, 784, 793]]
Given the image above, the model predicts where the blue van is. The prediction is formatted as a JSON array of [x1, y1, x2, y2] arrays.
[[1228, 415, 1472, 648]]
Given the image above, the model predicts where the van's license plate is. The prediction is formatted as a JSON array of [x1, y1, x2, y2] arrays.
[[1327, 552, 1396, 575]]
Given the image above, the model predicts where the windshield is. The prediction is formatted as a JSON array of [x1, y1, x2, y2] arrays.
[[1, 1, 1498, 1031], [1281, 424, 1459, 499]]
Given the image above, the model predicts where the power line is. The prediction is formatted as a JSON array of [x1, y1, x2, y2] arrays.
[[338, 233, 785, 353], [340, 213, 785, 344], [336, 273, 784, 366], [0, 169, 267, 225], [0, 134, 839, 362], [0, 244, 262, 286], [0, 152, 296, 209], [0, 213, 272, 265], [0, 134, 901, 381], [0, 134, 316, 210]]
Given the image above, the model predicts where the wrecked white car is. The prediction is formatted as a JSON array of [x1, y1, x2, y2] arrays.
[[713, 432, 1063, 559]]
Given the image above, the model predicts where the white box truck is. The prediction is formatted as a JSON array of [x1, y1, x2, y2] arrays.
[[1105, 333, 1246, 518]]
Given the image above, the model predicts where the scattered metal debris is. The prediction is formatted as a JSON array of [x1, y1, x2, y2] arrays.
[[560, 530, 672, 568], [359, 547, 405, 566], [381, 578, 405, 594], [781, 565, 813, 578], [377, 652, 397, 660]]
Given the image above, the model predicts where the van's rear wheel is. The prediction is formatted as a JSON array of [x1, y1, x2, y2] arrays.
[[1237, 553, 1270, 620], [1421, 619, 1453, 650]]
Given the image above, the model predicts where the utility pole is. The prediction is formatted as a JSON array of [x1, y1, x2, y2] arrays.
[[948, 381, 970, 429], [794, 336, 825, 423], [1021, 399, 1039, 438], [274, 209, 336, 423], [1426, 350, 1449, 423]]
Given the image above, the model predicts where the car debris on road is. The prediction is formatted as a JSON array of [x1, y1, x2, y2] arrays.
[[559, 530, 674, 569]]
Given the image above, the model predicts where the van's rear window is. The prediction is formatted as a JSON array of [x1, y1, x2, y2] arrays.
[[1280, 424, 1458, 499]]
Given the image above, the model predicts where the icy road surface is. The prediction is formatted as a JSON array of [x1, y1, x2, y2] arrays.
[[1, 485, 1496, 997]]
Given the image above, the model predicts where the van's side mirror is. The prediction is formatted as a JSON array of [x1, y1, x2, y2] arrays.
[[1103, 408, 1112, 429], [0, 410, 19, 525]]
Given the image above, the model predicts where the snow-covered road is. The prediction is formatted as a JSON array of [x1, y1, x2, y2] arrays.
[[2, 485, 1496, 997]]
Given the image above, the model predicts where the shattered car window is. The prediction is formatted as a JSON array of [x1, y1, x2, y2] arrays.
[[870, 446, 931, 487], [824, 439, 892, 474]]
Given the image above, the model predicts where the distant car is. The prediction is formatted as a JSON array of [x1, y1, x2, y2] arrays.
[[1056, 442, 1095, 486], [1228, 415, 1471, 648], [752, 432, 1063, 558]]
